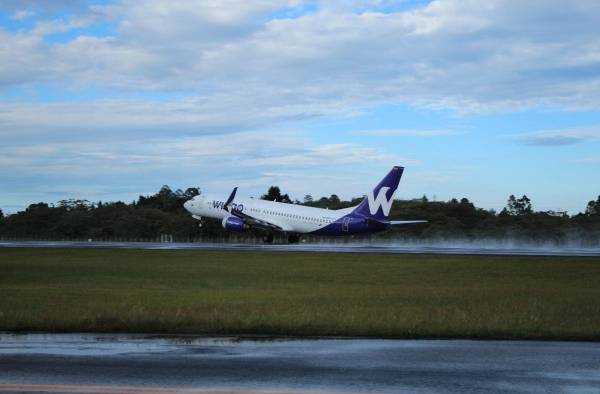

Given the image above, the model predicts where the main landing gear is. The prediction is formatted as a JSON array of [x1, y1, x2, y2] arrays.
[[287, 234, 300, 244], [262, 233, 301, 244]]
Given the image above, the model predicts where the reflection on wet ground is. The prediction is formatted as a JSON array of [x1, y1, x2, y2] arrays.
[[1, 333, 600, 393], [2, 240, 600, 256]]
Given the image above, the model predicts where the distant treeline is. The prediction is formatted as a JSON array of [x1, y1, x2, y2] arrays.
[[1, 185, 599, 245]]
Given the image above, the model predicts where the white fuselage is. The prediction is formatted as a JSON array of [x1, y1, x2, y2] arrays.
[[185, 194, 354, 233]]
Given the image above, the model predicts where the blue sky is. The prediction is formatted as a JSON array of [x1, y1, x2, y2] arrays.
[[1, 0, 599, 214]]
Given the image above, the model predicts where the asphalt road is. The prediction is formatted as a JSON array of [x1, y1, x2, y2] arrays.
[[2, 240, 600, 256], [1, 334, 599, 394]]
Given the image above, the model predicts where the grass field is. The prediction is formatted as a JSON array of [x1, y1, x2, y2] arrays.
[[1, 248, 599, 340]]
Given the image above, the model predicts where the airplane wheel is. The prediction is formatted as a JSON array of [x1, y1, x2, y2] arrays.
[[287, 234, 300, 244], [263, 233, 274, 243]]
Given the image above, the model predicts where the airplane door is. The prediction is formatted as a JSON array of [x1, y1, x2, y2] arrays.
[[342, 217, 350, 232]]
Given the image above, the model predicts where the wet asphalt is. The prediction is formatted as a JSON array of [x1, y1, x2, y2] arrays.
[[1, 334, 600, 393]]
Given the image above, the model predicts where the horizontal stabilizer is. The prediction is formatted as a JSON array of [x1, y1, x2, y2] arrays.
[[390, 220, 428, 225]]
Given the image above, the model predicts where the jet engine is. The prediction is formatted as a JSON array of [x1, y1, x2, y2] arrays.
[[222, 216, 246, 232]]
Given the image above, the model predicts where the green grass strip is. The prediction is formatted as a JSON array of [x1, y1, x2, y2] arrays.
[[1, 248, 599, 340]]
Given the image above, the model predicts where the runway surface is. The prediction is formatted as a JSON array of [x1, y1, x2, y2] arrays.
[[1, 334, 600, 394], [1, 240, 600, 256]]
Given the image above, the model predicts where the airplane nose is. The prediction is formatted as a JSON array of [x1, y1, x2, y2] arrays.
[[184, 200, 192, 211]]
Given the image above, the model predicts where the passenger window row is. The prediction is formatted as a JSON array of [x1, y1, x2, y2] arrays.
[[257, 209, 331, 223]]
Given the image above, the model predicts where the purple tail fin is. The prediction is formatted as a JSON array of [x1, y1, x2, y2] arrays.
[[353, 166, 404, 220]]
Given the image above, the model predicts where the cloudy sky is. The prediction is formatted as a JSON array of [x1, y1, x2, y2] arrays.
[[1, 0, 599, 214]]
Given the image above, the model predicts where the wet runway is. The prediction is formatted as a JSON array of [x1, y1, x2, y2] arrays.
[[1, 240, 600, 256], [1, 334, 600, 394]]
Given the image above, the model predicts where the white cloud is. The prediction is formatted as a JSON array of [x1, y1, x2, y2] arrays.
[[2, 0, 600, 212], [111, 0, 285, 44], [11, 9, 34, 20], [240, 143, 414, 166], [1, 0, 600, 138], [355, 128, 464, 137], [515, 126, 600, 146], [0, 128, 413, 207], [0, 91, 366, 138], [0, 130, 407, 176], [578, 155, 600, 163]]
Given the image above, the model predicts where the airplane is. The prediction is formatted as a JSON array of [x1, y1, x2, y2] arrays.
[[183, 166, 426, 243]]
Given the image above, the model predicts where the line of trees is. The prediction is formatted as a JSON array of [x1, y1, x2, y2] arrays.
[[0, 186, 201, 241], [0, 185, 599, 245]]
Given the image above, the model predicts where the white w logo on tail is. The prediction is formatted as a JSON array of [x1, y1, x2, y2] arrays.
[[367, 186, 396, 216]]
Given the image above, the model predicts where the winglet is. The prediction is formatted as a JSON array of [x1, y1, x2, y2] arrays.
[[224, 187, 238, 212]]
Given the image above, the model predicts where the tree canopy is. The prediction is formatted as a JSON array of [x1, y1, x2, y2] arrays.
[[586, 196, 600, 216], [501, 195, 533, 216], [0, 187, 598, 245], [261, 186, 291, 203]]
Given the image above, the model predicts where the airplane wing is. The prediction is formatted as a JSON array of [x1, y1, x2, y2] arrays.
[[230, 208, 284, 231], [222, 187, 283, 232], [390, 220, 428, 225]]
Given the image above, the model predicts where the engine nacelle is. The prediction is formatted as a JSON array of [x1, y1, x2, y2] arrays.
[[222, 216, 246, 232]]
